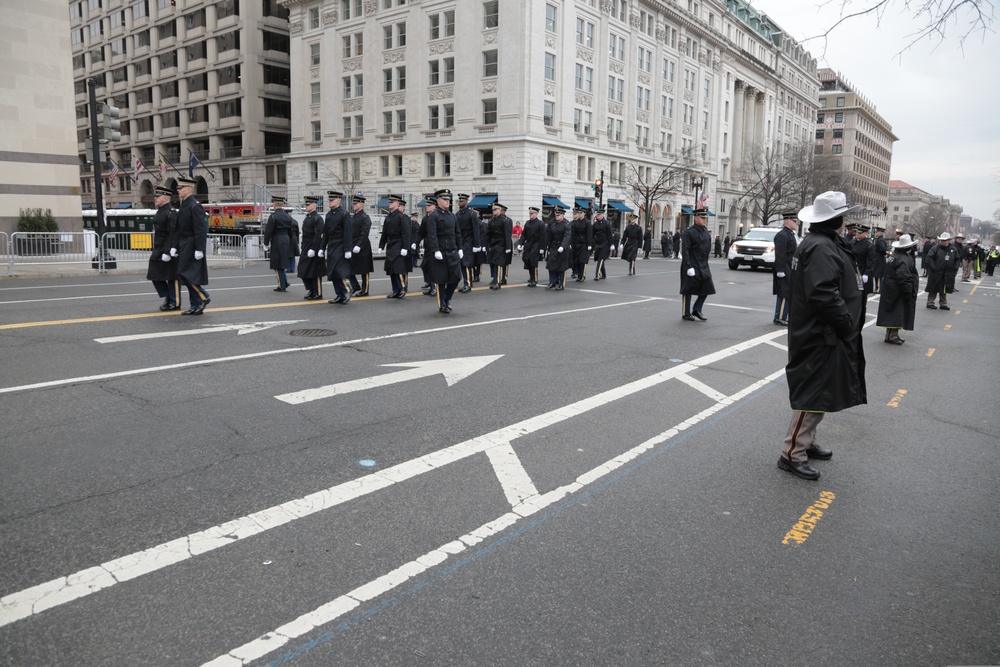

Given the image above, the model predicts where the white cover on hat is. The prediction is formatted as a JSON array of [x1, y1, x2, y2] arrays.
[[797, 191, 863, 224], [937, 232, 952, 241], [891, 233, 918, 249]]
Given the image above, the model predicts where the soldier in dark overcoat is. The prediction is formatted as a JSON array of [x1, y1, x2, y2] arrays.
[[425, 189, 463, 313], [263, 195, 294, 292], [867, 226, 888, 293], [455, 194, 481, 292], [324, 190, 353, 304], [772, 211, 798, 325], [486, 203, 513, 289], [296, 195, 326, 300], [620, 216, 643, 275], [174, 176, 210, 315], [518, 207, 546, 286], [146, 184, 181, 311], [679, 208, 716, 321], [570, 206, 593, 282], [591, 206, 612, 280], [475, 217, 489, 282], [347, 194, 373, 296], [379, 194, 411, 298], [780, 191, 867, 482], [417, 198, 437, 296], [924, 232, 961, 310], [610, 227, 621, 257], [876, 234, 919, 344], [409, 212, 421, 272], [544, 207, 572, 289], [849, 224, 873, 296]]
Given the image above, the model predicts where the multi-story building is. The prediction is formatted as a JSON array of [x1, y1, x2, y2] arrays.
[[69, 0, 292, 208], [280, 0, 817, 239], [887, 179, 962, 234], [815, 68, 896, 224], [2, 0, 82, 235]]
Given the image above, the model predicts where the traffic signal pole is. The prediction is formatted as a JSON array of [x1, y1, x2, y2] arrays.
[[87, 78, 106, 241]]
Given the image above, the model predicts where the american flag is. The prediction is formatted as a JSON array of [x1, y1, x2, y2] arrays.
[[696, 193, 708, 209], [134, 157, 144, 180], [108, 159, 120, 188], [157, 154, 168, 182]]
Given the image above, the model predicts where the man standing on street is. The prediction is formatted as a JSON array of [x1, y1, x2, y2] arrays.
[[263, 195, 294, 292], [570, 206, 593, 282], [620, 214, 643, 275], [544, 206, 572, 289], [780, 191, 867, 481], [324, 190, 353, 305], [518, 206, 545, 287], [925, 231, 960, 310], [487, 202, 513, 289], [146, 184, 180, 311], [723, 232, 733, 257], [175, 176, 210, 315], [679, 208, 715, 321], [297, 195, 326, 300], [868, 225, 888, 294], [379, 194, 411, 299], [348, 194, 373, 296], [426, 189, 463, 312], [591, 206, 612, 280], [772, 211, 798, 326], [455, 194, 481, 292]]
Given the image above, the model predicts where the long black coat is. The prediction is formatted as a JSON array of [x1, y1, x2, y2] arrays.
[[324, 207, 353, 281], [349, 210, 374, 274], [545, 219, 572, 272], [924, 242, 960, 294], [876, 250, 917, 330], [297, 210, 326, 279], [571, 217, 593, 265], [425, 208, 463, 285], [679, 224, 716, 296], [592, 218, 612, 261], [456, 206, 481, 268], [786, 226, 867, 413], [380, 209, 411, 275], [264, 208, 294, 271], [772, 226, 797, 299], [620, 223, 643, 262], [519, 217, 546, 268], [486, 214, 513, 265], [175, 195, 208, 285], [851, 237, 874, 295], [146, 202, 177, 282], [868, 235, 888, 282]]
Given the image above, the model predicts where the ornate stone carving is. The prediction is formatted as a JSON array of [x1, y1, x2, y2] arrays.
[[575, 92, 592, 106], [407, 157, 419, 173], [629, 12, 640, 30], [610, 61, 624, 75], [343, 100, 362, 112], [637, 111, 649, 123], [484, 32, 498, 45], [501, 153, 514, 169], [661, 118, 672, 129], [383, 50, 405, 64], [544, 83, 555, 96], [428, 87, 453, 100], [638, 72, 650, 86], [664, 83, 674, 95], [683, 126, 692, 136], [546, 35, 555, 48], [576, 47, 593, 63], [483, 81, 497, 94], [310, 68, 319, 79], [458, 155, 470, 171], [311, 107, 320, 117], [608, 102, 623, 116], [343, 58, 363, 71], [429, 40, 454, 54], [383, 94, 405, 107], [600, 0, 613, 13], [364, 158, 375, 176], [656, 26, 665, 42], [288, 21, 302, 36], [684, 91, 694, 103], [322, 9, 336, 26], [364, 0, 377, 14], [734, 80, 746, 92]]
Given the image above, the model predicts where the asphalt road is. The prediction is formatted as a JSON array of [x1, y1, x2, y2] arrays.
[[0, 257, 997, 666]]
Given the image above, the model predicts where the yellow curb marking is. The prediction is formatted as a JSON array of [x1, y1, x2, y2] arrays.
[[782, 491, 836, 545], [926, 348, 935, 358], [887, 389, 907, 408], [954, 310, 961, 315], [944, 324, 952, 331]]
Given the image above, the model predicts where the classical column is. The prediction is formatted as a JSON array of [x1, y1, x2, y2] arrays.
[[731, 80, 746, 175], [754, 91, 766, 149], [744, 85, 756, 157]]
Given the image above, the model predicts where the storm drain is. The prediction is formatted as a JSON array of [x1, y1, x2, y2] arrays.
[[288, 329, 338, 337]]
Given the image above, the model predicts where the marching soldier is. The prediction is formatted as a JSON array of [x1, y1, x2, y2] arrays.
[[426, 189, 463, 312], [175, 176, 210, 315], [772, 210, 798, 325], [591, 206, 612, 280], [263, 195, 294, 292], [680, 207, 715, 321], [348, 194, 373, 296], [146, 184, 180, 311], [324, 190, 353, 304], [620, 214, 643, 275], [409, 212, 421, 272], [868, 225, 888, 293], [850, 223, 873, 296], [518, 206, 546, 287], [544, 206, 572, 289], [379, 194, 411, 298], [570, 206, 593, 282], [475, 216, 488, 283], [418, 196, 437, 296], [297, 195, 326, 300], [455, 194, 481, 292], [487, 202, 513, 289]]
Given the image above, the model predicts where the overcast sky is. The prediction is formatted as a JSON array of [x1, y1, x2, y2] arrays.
[[750, 0, 1000, 221]]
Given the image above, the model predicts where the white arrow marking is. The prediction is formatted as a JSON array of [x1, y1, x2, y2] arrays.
[[275, 355, 504, 405], [94, 321, 306, 344]]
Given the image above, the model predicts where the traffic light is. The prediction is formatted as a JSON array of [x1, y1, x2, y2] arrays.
[[101, 103, 121, 142], [594, 178, 604, 200]]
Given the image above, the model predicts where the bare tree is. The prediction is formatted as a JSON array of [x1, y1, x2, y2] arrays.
[[906, 202, 951, 239], [624, 153, 696, 228], [218, 183, 255, 202], [731, 141, 823, 227]]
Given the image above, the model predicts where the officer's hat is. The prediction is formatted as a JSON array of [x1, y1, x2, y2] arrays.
[[387, 194, 405, 204], [595, 205, 606, 214], [528, 206, 540, 213], [492, 202, 508, 211], [434, 188, 452, 200], [628, 212, 639, 220], [691, 207, 708, 217], [552, 205, 566, 215], [352, 192, 366, 203], [154, 185, 175, 197], [327, 190, 344, 199], [457, 193, 470, 201], [955, 232, 966, 239], [176, 176, 197, 189], [781, 210, 798, 220], [303, 195, 320, 204], [423, 194, 437, 206], [853, 223, 871, 232], [271, 195, 287, 205]]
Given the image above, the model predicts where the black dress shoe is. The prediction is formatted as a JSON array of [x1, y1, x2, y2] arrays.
[[489, 282, 499, 290], [778, 457, 820, 480], [926, 303, 938, 309], [439, 306, 449, 314], [885, 337, 903, 345], [939, 305, 950, 310], [274, 287, 286, 292], [773, 319, 788, 326], [555, 285, 564, 290], [459, 285, 472, 293], [682, 314, 696, 321], [546, 284, 555, 290], [692, 311, 707, 321], [328, 295, 344, 304], [159, 303, 179, 311], [303, 293, 315, 300], [805, 445, 833, 460], [341, 292, 351, 303]]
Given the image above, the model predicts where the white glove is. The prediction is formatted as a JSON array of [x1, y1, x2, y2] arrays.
[[434, 251, 443, 260], [505, 249, 511, 254], [557, 246, 564, 253], [401, 249, 408, 257], [194, 250, 204, 260], [777, 272, 786, 278], [318, 250, 325, 258], [353, 246, 361, 254], [473, 246, 481, 253], [161, 253, 171, 262], [411, 243, 417, 250], [170, 248, 178, 257], [588, 246, 592, 251], [458, 249, 464, 259], [517, 246, 524, 252], [862, 275, 869, 283], [307, 249, 316, 258], [540, 248, 545, 255], [686, 267, 696, 277], [344, 251, 352, 259]]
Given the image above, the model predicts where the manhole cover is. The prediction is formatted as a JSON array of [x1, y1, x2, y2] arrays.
[[289, 329, 338, 337]]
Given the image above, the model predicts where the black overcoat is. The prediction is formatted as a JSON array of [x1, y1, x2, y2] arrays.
[[868, 235, 888, 282], [379, 209, 411, 275], [772, 226, 797, 299], [264, 208, 294, 271], [324, 207, 353, 281], [425, 208, 462, 285], [297, 211, 326, 280], [620, 223, 643, 262], [786, 226, 867, 413], [175, 195, 208, 285], [592, 218, 612, 261], [924, 242, 960, 295], [146, 202, 178, 282], [486, 214, 513, 265], [679, 224, 716, 296], [571, 217, 593, 265], [519, 217, 546, 268], [875, 250, 917, 330], [544, 219, 571, 272], [456, 206, 481, 268], [349, 210, 374, 274]]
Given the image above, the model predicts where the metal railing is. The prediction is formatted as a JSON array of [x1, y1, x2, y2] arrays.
[[7, 231, 100, 275]]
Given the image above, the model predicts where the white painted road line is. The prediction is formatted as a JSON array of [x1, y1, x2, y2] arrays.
[[484, 443, 540, 507], [764, 340, 788, 351], [675, 373, 728, 402], [0, 325, 785, 628], [0, 298, 656, 396], [202, 367, 789, 667], [95, 321, 306, 344]]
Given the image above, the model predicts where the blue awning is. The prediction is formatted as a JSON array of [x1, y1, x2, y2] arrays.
[[708, 210, 716, 217], [607, 200, 633, 213], [468, 194, 498, 208], [681, 205, 693, 214], [542, 195, 568, 209], [115, 202, 133, 209], [82, 203, 93, 210], [377, 197, 390, 209], [575, 197, 594, 209], [416, 198, 428, 207]]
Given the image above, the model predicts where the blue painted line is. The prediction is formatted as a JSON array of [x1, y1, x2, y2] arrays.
[[668, 358, 685, 363], [265, 380, 781, 666], [357, 459, 376, 468]]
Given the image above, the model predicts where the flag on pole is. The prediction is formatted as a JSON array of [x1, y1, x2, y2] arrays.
[[188, 150, 201, 177], [696, 192, 708, 209], [109, 159, 120, 189], [157, 154, 168, 182], [134, 157, 145, 181]]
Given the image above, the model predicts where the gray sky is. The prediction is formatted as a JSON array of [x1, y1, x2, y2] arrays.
[[751, 0, 1000, 221]]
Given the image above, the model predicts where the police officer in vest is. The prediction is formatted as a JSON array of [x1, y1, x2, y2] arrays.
[[324, 190, 353, 304], [297, 195, 326, 300]]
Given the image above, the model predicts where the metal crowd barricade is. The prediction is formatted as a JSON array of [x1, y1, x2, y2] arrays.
[[8, 231, 100, 275], [100, 231, 156, 272], [207, 233, 244, 269], [1, 232, 10, 276], [243, 234, 266, 268]]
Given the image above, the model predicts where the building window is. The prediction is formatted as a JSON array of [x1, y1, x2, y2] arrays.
[[396, 109, 406, 133], [309, 43, 320, 65], [311, 121, 321, 142], [481, 149, 494, 175], [817, 112, 825, 123], [383, 68, 393, 92], [394, 155, 403, 176], [609, 33, 625, 61], [543, 100, 554, 127], [575, 65, 593, 92], [342, 32, 363, 58], [608, 76, 624, 102], [380, 155, 389, 176], [636, 86, 650, 111], [484, 1, 498, 29], [483, 98, 497, 125], [442, 103, 454, 128], [441, 151, 451, 176], [428, 105, 440, 130], [546, 151, 557, 178], [485, 50, 499, 78], [832, 144, 843, 154], [836, 96, 845, 107], [543, 53, 555, 81], [816, 129, 825, 139], [545, 3, 557, 32], [835, 112, 844, 122], [610, 0, 626, 21], [425, 152, 436, 177], [308, 161, 318, 182], [310, 82, 321, 104], [637, 46, 651, 73], [383, 111, 393, 134], [576, 18, 594, 47]]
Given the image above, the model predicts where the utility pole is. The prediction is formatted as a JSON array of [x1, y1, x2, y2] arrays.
[[87, 78, 106, 242]]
